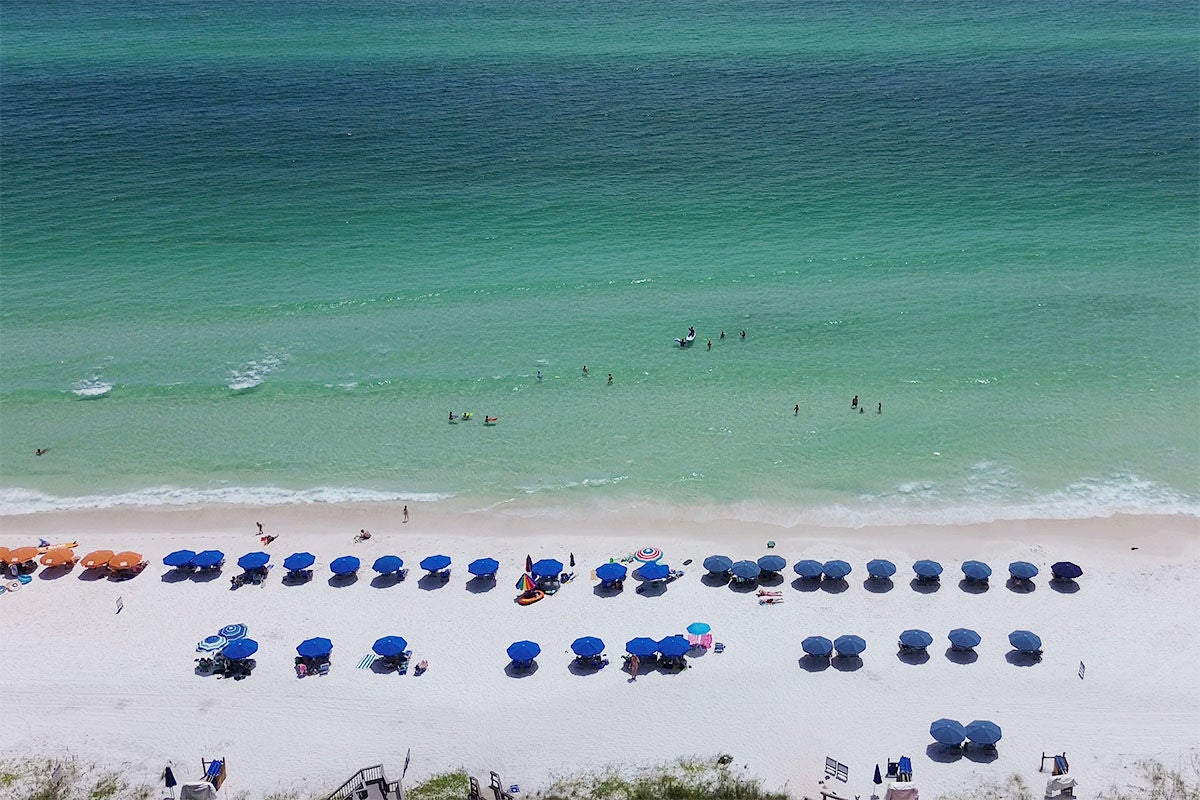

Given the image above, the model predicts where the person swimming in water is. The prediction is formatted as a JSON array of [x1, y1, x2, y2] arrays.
[[485, 416, 498, 423], [449, 411, 459, 421]]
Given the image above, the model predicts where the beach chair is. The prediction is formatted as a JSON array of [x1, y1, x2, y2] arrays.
[[318, 662, 330, 676], [700, 633, 713, 650], [897, 756, 912, 781], [489, 772, 503, 800], [469, 777, 483, 800], [886, 760, 899, 779], [397, 651, 412, 675]]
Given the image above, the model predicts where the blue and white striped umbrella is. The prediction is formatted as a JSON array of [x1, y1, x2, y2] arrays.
[[219, 623, 248, 640]]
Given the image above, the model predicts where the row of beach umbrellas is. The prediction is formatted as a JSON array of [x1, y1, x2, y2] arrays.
[[507, 633, 697, 664], [703, 555, 1082, 582], [163, 550, 503, 578], [1, 547, 145, 571], [799, 629, 1043, 655]]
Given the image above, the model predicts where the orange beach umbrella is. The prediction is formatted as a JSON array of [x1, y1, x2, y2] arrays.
[[0, 547, 8, 563], [81, 550, 115, 569], [40, 549, 76, 567], [108, 551, 143, 571], [4, 546, 39, 565]]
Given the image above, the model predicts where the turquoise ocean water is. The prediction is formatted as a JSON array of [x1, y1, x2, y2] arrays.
[[2, 0, 1197, 523]]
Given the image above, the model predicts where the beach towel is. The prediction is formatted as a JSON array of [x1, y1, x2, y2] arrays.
[[357, 654, 376, 670]]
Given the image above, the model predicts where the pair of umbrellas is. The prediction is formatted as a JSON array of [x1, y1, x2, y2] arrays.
[[802, 635, 866, 657], [930, 719, 1002, 746], [623, 636, 690, 657]]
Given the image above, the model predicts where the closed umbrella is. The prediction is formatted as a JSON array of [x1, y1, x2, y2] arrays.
[[930, 718, 967, 745], [625, 637, 659, 657], [638, 561, 670, 581], [801, 636, 833, 657], [163, 550, 196, 568], [192, 550, 225, 569], [702, 555, 733, 574], [283, 552, 315, 571], [531, 558, 563, 578], [834, 635, 867, 656], [330, 556, 360, 575], [899, 629, 933, 649], [1008, 561, 1039, 580], [372, 636, 409, 657], [961, 560, 992, 581], [793, 560, 823, 579], [595, 562, 626, 582], [420, 554, 452, 572], [571, 636, 605, 657], [822, 560, 852, 579], [221, 638, 258, 660], [81, 550, 115, 569], [730, 560, 760, 580], [1008, 630, 1042, 653], [506, 640, 540, 662], [913, 559, 943, 579], [1051, 561, 1082, 580], [948, 628, 981, 649], [965, 719, 1002, 746], [237, 552, 270, 570], [866, 559, 897, 579], [468, 558, 500, 576], [372, 555, 403, 574], [657, 635, 690, 658], [296, 637, 333, 658], [757, 555, 786, 573]]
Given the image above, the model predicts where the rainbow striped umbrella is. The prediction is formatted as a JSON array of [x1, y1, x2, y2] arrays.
[[515, 572, 537, 593]]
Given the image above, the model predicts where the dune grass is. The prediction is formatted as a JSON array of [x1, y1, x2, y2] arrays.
[[533, 757, 789, 800]]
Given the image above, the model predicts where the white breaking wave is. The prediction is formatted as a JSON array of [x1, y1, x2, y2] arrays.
[[226, 350, 287, 392], [71, 377, 113, 398], [0, 486, 453, 516]]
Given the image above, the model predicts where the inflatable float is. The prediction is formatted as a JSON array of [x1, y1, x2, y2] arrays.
[[516, 589, 545, 606], [674, 327, 697, 348]]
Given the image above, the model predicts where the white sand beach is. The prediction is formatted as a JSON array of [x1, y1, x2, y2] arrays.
[[1, 505, 1197, 798]]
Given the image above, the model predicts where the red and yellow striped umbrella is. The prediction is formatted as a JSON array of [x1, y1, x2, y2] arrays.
[[81, 550, 115, 569], [4, 546, 39, 565], [108, 551, 143, 571], [40, 549, 76, 567]]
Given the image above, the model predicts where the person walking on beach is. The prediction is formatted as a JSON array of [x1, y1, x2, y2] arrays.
[[402, 505, 409, 523], [629, 654, 640, 681], [851, 395, 858, 410]]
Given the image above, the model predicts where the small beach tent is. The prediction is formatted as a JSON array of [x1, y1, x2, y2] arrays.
[[1051, 561, 1083, 580], [948, 628, 981, 650], [638, 561, 671, 581], [530, 558, 563, 578], [191, 550, 224, 569], [164, 550, 197, 568], [571, 636, 604, 657], [221, 638, 258, 660], [506, 640, 541, 662], [961, 560, 992, 581], [965, 719, 1002, 746], [296, 637, 334, 659], [372, 636, 408, 658], [40, 549, 76, 567], [834, 635, 867, 657], [625, 637, 659, 657], [657, 635, 691, 658], [757, 555, 786, 573], [929, 718, 966, 745], [730, 560, 760, 581], [822, 560, 852, 580], [898, 629, 933, 650], [702, 555, 733, 574], [1008, 630, 1042, 653], [801, 636, 833, 657], [108, 551, 143, 571], [81, 550, 115, 569], [595, 562, 626, 583], [236, 552, 270, 570], [372, 555, 403, 574], [330, 556, 360, 575], [420, 554, 452, 572], [883, 782, 919, 800], [913, 559, 943, 579], [468, 557, 500, 577], [283, 552, 315, 571], [793, 560, 823, 579], [1008, 561, 1039, 580], [867, 559, 897, 579]]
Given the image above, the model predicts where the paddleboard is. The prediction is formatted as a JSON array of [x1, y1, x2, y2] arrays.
[[37, 541, 78, 553]]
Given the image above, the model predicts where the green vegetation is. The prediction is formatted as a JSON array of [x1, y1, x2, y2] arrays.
[[0, 759, 154, 800], [406, 770, 471, 800], [935, 758, 1200, 800], [533, 757, 790, 800]]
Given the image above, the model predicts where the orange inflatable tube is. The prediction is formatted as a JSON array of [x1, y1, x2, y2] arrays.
[[516, 590, 545, 606]]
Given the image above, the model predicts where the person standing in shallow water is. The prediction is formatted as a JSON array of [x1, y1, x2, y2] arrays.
[[878, 402, 882, 414], [707, 339, 712, 350], [851, 395, 858, 410], [402, 505, 409, 523], [794, 404, 799, 415], [607, 373, 613, 385]]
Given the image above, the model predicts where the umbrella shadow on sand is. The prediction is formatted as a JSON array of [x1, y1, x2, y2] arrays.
[[797, 655, 830, 673], [896, 649, 930, 666], [465, 575, 497, 594], [728, 580, 758, 594], [160, 570, 191, 584], [504, 661, 539, 678], [945, 647, 978, 665], [77, 568, 109, 583], [963, 744, 999, 764], [191, 569, 224, 584], [418, 573, 450, 591], [593, 583, 624, 597], [1006, 577, 1036, 594], [700, 573, 731, 588], [758, 572, 785, 587], [635, 581, 667, 598], [792, 577, 820, 593], [910, 578, 940, 595], [328, 573, 359, 588], [863, 577, 893, 594], [831, 655, 863, 672], [926, 743, 963, 764], [820, 578, 849, 594], [1005, 651, 1042, 667], [958, 578, 989, 594], [38, 565, 75, 581], [370, 573, 401, 589], [1050, 578, 1080, 594]]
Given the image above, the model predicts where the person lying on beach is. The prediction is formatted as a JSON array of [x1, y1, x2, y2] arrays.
[[260, 534, 277, 546]]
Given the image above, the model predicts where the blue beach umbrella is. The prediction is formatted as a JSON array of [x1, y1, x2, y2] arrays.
[[757, 555, 786, 573], [948, 628, 981, 649], [899, 629, 933, 649], [639, 561, 671, 581], [793, 560, 823, 579], [657, 635, 691, 658], [571, 636, 605, 657], [1008, 561, 1039, 580], [372, 555, 403, 574], [219, 623, 247, 640], [625, 637, 659, 657], [703, 555, 733, 574], [372, 636, 409, 658], [163, 550, 196, 568], [929, 718, 967, 745], [595, 562, 627, 582], [530, 558, 563, 578], [801, 636, 833, 657], [296, 637, 333, 658], [730, 560, 761, 580], [1051, 561, 1082, 580], [834, 635, 867, 656], [1008, 630, 1042, 653], [330, 556, 360, 575], [221, 638, 258, 660], [468, 557, 500, 577], [283, 552, 315, 571], [965, 719, 1003, 746], [420, 554, 452, 572], [866, 559, 897, 579], [913, 559, 943, 579], [686, 622, 711, 636], [823, 560, 852, 580], [237, 552, 270, 570], [506, 640, 540, 662], [961, 560, 992, 581], [192, 550, 225, 569]]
